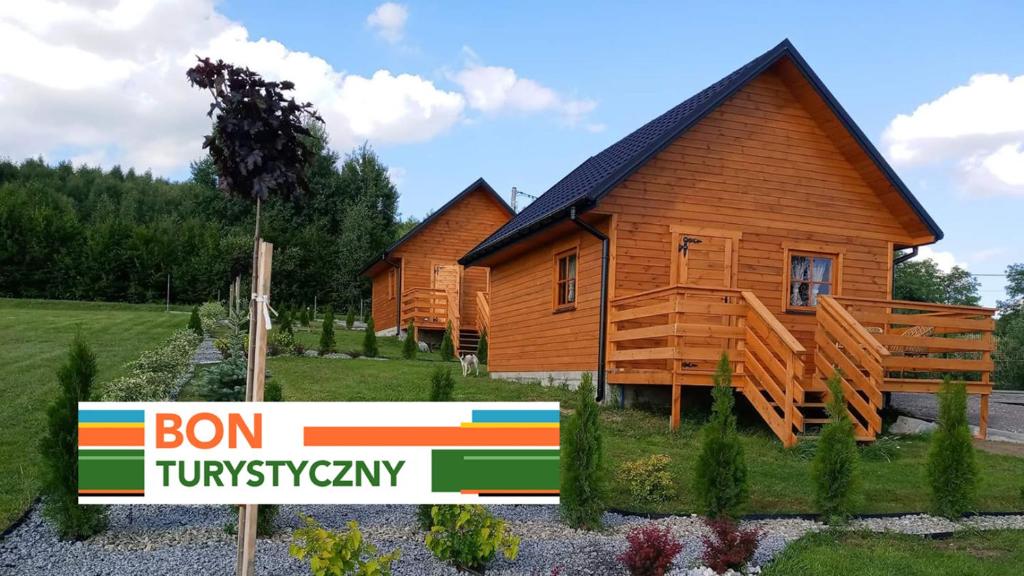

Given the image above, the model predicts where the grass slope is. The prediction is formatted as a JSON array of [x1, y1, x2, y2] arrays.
[[0, 299, 183, 528], [763, 530, 1024, 576]]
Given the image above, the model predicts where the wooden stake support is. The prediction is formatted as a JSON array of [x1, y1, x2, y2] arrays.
[[236, 240, 272, 576]]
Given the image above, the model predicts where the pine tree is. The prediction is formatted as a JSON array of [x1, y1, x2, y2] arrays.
[[927, 377, 978, 518], [187, 305, 203, 337], [561, 373, 604, 530], [39, 335, 108, 539], [402, 320, 417, 360], [813, 370, 859, 523], [440, 320, 455, 362], [476, 330, 488, 364], [363, 318, 379, 358], [318, 307, 335, 356], [346, 308, 355, 330], [693, 353, 748, 519]]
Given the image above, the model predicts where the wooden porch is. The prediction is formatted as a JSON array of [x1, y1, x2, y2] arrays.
[[400, 287, 492, 355], [607, 285, 996, 446]]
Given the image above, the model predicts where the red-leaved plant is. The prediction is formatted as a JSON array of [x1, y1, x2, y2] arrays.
[[618, 523, 684, 576], [700, 517, 761, 574]]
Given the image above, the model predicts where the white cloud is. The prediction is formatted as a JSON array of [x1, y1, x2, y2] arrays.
[[916, 246, 968, 273], [366, 3, 408, 45], [451, 47, 598, 127], [0, 0, 463, 175], [883, 73, 1024, 196]]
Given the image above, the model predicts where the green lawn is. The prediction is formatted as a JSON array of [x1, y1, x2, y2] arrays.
[[0, 299, 184, 528], [762, 530, 1024, 576]]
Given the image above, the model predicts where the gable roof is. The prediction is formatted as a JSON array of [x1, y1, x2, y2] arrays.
[[361, 177, 513, 276], [460, 39, 942, 266]]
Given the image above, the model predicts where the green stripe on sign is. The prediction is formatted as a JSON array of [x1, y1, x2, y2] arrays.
[[78, 454, 145, 491], [432, 449, 560, 493]]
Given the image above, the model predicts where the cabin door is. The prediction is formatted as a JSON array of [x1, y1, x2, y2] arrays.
[[670, 226, 741, 289], [432, 263, 461, 320]]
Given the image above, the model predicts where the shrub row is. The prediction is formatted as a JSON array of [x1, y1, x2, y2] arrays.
[[101, 329, 201, 401]]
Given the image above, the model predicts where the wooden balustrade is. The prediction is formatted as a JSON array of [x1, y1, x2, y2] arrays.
[[476, 291, 490, 335], [815, 296, 888, 440], [400, 288, 449, 331], [447, 289, 461, 356]]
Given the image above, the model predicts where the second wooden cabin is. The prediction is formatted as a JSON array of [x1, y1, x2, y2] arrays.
[[460, 40, 996, 445], [363, 178, 514, 353]]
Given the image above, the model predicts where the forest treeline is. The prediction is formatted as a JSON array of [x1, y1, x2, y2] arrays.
[[0, 135, 406, 309]]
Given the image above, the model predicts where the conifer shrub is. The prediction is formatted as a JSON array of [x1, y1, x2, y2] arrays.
[[402, 320, 417, 360], [39, 335, 108, 539], [319, 307, 336, 356], [476, 330, 488, 364], [429, 366, 455, 402], [188, 305, 203, 337], [424, 505, 519, 573], [561, 372, 605, 530], [198, 301, 227, 334], [290, 514, 400, 576], [813, 370, 859, 523], [618, 523, 683, 576], [699, 517, 761, 575], [363, 318, 379, 358], [620, 454, 676, 509], [927, 377, 978, 519], [346, 308, 355, 330], [440, 320, 454, 361], [299, 306, 310, 327], [693, 352, 748, 519], [278, 308, 293, 336]]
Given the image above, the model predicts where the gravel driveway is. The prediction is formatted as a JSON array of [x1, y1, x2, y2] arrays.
[[892, 391, 1024, 435]]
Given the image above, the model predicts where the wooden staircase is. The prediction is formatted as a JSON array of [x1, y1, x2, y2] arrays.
[[458, 328, 481, 355]]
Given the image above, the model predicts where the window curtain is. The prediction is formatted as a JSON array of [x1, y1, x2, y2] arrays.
[[810, 258, 831, 305], [790, 257, 809, 306], [566, 256, 577, 302]]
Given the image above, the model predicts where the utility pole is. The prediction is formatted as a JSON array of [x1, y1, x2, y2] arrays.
[[166, 274, 170, 312], [510, 187, 537, 213]]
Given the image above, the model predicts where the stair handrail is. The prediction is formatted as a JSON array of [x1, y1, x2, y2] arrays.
[[476, 291, 490, 335]]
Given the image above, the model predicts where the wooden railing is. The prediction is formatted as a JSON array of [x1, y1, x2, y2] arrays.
[[742, 291, 806, 447], [448, 290, 461, 356], [401, 288, 448, 330], [476, 291, 490, 336], [815, 296, 888, 440], [608, 284, 806, 445]]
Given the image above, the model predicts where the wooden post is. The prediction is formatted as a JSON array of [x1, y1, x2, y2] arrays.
[[670, 291, 681, 431], [236, 240, 273, 576], [978, 393, 989, 440]]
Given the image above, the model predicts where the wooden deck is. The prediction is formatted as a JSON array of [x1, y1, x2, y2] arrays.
[[607, 284, 996, 445], [401, 287, 491, 356]]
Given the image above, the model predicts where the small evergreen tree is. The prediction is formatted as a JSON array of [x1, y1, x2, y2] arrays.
[[39, 335, 108, 539], [561, 372, 604, 530], [693, 353, 748, 519], [419, 366, 456, 528], [402, 320, 417, 360], [187, 306, 203, 337], [476, 330, 488, 364], [346, 308, 355, 330], [278, 308, 293, 336], [440, 320, 455, 361], [298, 307, 310, 328], [318, 307, 335, 356], [813, 370, 859, 523], [363, 318, 379, 358], [927, 377, 978, 518]]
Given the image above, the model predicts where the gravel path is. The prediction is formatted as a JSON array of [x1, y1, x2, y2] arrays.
[[893, 391, 1024, 434], [3, 504, 1023, 575], [192, 337, 222, 365]]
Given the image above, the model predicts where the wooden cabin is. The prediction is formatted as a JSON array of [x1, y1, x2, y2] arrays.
[[460, 40, 996, 446], [363, 178, 514, 353]]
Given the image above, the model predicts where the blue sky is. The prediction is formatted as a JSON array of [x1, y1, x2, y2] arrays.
[[2, 1, 1022, 304]]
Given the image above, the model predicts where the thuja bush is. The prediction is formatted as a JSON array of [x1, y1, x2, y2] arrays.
[[561, 372, 605, 530], [425, 505, 520, 573], [346, 308, 355, 330], [39, 335, 108, 539], [290, 514, 400, 576], [188, 305, 203, 337], [198, 301, 227, 334], [693, 353, 748, 519], [418, 366, 456, 529], [476, 330, 488, 364], [700, 517, 761, 575], [618, 523, 683, 576], [620, 454, 676, 509], [363, 318, 378, 358], [102, 330, 201, 401], [439, 321, 454, 361], [927, 377, 978, 518], [402, 320, 417, 360], [319, 307, 336, 355], [299, 307, 310, 327], [813, 370, 859, 523]]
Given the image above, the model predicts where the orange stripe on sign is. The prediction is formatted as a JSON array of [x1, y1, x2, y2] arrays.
[[79, 427, 144, 447], [303, 426, 559, 447]]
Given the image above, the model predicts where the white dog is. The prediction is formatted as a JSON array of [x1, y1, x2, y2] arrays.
[[460, 353, 479, 377]]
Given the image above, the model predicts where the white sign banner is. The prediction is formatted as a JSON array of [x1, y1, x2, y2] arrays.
[[77, 402, 560, 505]]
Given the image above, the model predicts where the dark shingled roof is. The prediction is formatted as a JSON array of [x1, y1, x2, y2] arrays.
[[460, 39, 942, 265], [361, 177, 513, 276]]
